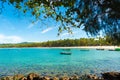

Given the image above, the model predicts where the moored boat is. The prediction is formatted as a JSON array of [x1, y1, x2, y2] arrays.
[[115, 48, 120, 51], [96, 48, 104, 50], [80, 49, 89, 51], [60, 52, 72, 55], [108, 49, 115, 51]]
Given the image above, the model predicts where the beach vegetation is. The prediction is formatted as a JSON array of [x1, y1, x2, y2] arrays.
[[0, 37, 119, 48]]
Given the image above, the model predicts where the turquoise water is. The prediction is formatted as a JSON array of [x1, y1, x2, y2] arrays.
[[0, 48, 120, 77]]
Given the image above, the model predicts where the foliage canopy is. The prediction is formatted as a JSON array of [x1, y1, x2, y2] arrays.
[[0, 0, 120, 41], [0, 37, 119, 48]]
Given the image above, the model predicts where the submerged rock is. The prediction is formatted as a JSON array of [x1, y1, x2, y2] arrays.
[[27, 73, 40, 80], [42, 76, 50, 80], [59, 76, 69, 80], [52, 77, 59, 80], [0, 76, 13, 80], [13, 74, 24, 80], [69, 75, 79, 80], [21, 77, 27, 80], [87, 74, 99, 79], [3, 72, 120, 80], [102, 72, 120, 80]]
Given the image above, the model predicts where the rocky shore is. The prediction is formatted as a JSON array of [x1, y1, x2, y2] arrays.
[[1, 72, 120, 80]]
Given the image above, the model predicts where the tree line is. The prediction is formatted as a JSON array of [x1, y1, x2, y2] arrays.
[[0, 37, 119, 48]]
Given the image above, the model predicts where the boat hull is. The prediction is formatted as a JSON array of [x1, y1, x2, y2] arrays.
[[60, 52, 71, 55]]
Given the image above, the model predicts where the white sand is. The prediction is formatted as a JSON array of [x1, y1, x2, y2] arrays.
[[40, 46, 120, 50]]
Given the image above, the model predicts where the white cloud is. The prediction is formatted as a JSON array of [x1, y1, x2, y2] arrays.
[[0, 34, 23, 44], [28, 21, 39, 29], [41, 27, 53, 34]]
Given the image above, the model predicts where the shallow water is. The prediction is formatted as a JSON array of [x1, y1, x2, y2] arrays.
[[0, 48, 120, 77]]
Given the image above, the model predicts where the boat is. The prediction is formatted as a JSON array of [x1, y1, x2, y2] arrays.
[[60, 52, 72, 55], [80, 49, 89, 51], [62, 49, 71, 51], [108, 49, 115, 51], [96, 48, 104, 50], [115, 48, 120, 51]]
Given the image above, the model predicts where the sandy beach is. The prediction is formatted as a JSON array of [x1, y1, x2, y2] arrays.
[[0, 46, 120, 50], [38, 46, 120, 50]]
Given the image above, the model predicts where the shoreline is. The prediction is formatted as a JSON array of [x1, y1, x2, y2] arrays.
[[0, 46, 120, 49], [1, 72, 120, 80], [46, 46, 120, 49]]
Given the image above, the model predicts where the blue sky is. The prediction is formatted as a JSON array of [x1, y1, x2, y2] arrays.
[[0, 3, 88, 43]]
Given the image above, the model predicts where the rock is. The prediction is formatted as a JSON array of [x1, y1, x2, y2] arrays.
[[42, 76, 50, 80], [1, 76, 13, 80], [59, 76, 69, 80], [70, 75, 79, 80], [87, 74, 99, 80], [21, 77, 27, 80], [27, 73, 40, 80], [102, 72, 120, 80], [13, 74, 24, 80], [52, 77, 59, 80]]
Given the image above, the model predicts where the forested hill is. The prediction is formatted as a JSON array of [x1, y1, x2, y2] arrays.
[[0, 37, 119, 48]]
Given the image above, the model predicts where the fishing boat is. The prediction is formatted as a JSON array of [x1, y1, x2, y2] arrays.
[[60, 51, 72, 55], [108, 49, 115, 51], [62, 49, 71, 51], [115, 48, 120, 51], [60, 48, 72, 55], [80, 49, 89, 51], [96, 48, 104, 50]]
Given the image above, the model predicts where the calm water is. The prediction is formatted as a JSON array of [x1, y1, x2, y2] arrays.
[[0, 48, 120, 77]]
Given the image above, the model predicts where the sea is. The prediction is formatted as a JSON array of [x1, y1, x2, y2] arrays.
[[0, 48, 120, 77]]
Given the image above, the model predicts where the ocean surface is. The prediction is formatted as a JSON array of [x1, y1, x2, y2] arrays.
[[0, 48, 120, 77]]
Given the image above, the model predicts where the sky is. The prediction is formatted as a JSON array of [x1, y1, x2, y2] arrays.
[[0, 3, 88, 44]]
